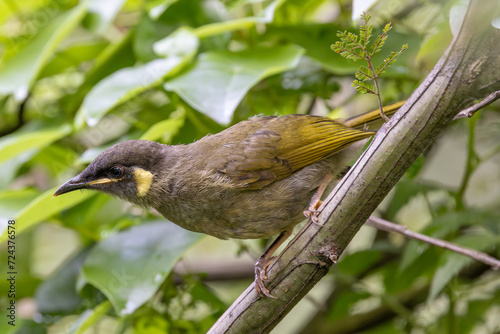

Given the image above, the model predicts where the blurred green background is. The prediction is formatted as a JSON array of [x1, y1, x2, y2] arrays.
[[0, 0, 499, 333]]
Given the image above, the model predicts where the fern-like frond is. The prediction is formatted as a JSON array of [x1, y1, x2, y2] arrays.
[[331, 42, 365, 61], [338, 31, 365, 51], [371, 24, 391, 56], [332, 11, 408, 121], [352, 80, 376, 95], [355, 66, 374, 81], [375, 44, 408, 76], [359, 12, 373, 47]]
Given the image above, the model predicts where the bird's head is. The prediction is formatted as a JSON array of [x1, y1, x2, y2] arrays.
[[54, 140, 167, 204]]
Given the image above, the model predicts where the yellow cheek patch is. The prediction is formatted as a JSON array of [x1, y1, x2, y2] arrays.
[[133, 168, 154, 197]]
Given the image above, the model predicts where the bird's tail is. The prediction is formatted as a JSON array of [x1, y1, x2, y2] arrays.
[[343, 100, 405, 130]]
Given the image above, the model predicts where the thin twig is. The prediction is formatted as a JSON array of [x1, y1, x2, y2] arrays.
[[366, 216, 500, 270], [453, 90, 500, 120]]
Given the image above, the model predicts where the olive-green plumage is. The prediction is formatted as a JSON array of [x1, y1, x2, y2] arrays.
[[55, 105, 400, 240]]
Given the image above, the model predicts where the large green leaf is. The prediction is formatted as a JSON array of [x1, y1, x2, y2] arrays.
[[153, 28, 199, 58], [140, 115, 185, 142], [80, 29, 198, 126], [428, 233, 497, 300], [0, 123, 72, 165], [0, 189, 40, 238], [134, 14, 174, 62], [399, 211, 485, 272], [72, 30, 136, 129], [39, 41, 109, 79], [35, 249, 89, 314], [337, 249, 385, 277], [82, 221, 203, 315], [164, 44, 305, 124], [192, 0, 286, 38], [0, 188, 95, 243], [266, 24, 419, 76], [385, 178, 437, 221], [79, 58, 187, 126], [68, 301, 112, 334], [0, 150, 37, 189], [0, 4, 87, 99]]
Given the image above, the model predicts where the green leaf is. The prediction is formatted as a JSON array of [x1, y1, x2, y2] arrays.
[[68, 301, 112, 334], [375, 45, 407, 77], [269, 24, 419, 76], [0, 4, 87, 99], [140, 115, 185, 142], [134, 311, 170, 334], [428, 233, 497, 300], [164, 44, 304, 124], [80, 56, 192, 127], [0, 123, 72, 165], [31, 145, 78, 176], [148, 0, 180, 20], [84, 0, 127, 34], [193, 17, 258, 39], [329, 290, 371, 320], [332, 42, 364, 62], [267, 25, 360, 74], [399, 211, 481, 272], [0, 188, 40, 237], [134, 14, 174, 62], [193, 0, 285, 38], [152, 27, 199, 58], [72, 31, 136, 129], [355, 65, 373, 80], [359, 12, 372, 46], [35, 249, 89, 314], [385, 179, 436, 220], [0, 150, 37, 189], [39, 41, 109, 79], [82, 221, 203, 315], [416, 22, 452, 70], [0, 187, 95, 243], [371, 23, 391, 51], [337, 249, 384, 276], [352, 80, 375, 94], [77, 28, 198, 127], [386, 247, 440, 294]]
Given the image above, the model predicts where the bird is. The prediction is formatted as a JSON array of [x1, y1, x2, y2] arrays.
[[54, 102, 402, 298]]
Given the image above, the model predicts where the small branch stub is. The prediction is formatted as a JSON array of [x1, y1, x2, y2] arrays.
[[453, 90, 500, 120]]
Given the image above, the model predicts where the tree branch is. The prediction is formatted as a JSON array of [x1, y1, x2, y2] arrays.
[[453, 89, 500, 120], [209, 2, 500, 332], [366, 216, 500, 270]]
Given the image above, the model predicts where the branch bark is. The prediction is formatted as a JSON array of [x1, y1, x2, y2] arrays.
[[453, 89, 500, 120], [209, 1, 500, 333], [366, 216, 500, 269]]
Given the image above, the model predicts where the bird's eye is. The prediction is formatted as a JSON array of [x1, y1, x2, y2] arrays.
[[109, 166, 124, 178]]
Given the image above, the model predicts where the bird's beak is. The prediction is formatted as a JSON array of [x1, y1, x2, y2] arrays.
[[53, 175, 115, 197], [53, 175, 87, 197]]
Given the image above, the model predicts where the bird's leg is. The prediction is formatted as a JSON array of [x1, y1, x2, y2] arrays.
[[303, 173, 333, 225], [255, 229, 293, 298], [255, 173, 335, 297]]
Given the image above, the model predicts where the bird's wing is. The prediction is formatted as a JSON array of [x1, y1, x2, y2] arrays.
[[211, 115, 374, 190]]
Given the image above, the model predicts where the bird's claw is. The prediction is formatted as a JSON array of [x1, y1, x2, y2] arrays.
[[304, 199, 323, 225], [254, 256, 277, 299]]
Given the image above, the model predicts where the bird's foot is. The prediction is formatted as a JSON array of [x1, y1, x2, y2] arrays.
[[304, 199, 323, 225], [254, 256, 278, 299]]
